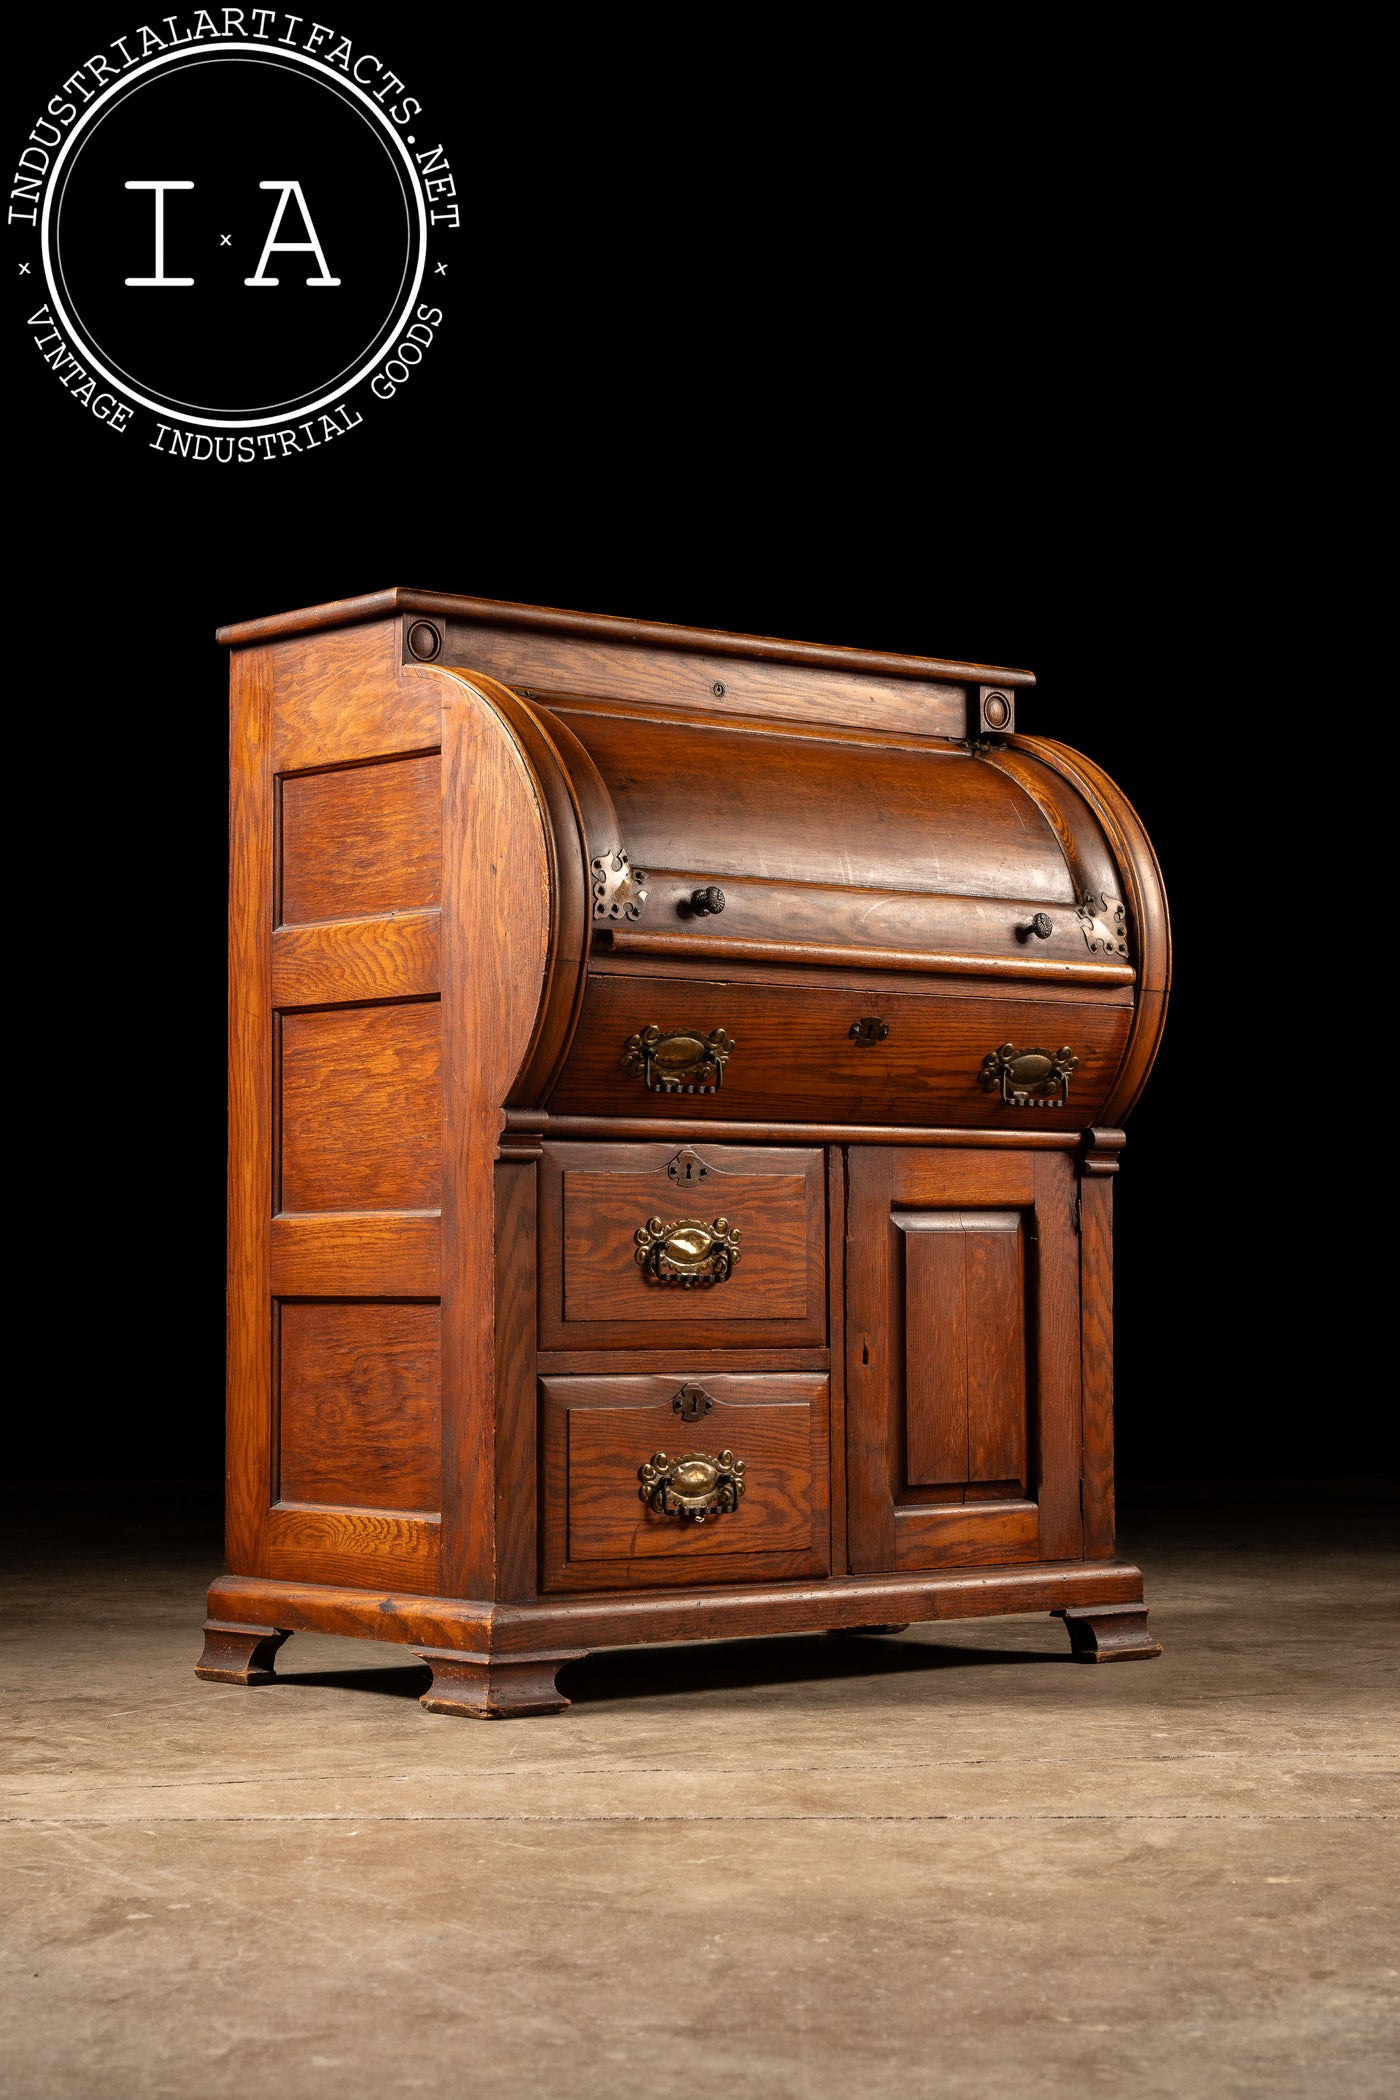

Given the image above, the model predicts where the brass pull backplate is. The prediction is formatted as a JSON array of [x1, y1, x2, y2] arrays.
[[639, 1450, 746, 1523], [620, 1024, 736, 1094], [979, 1042, 1080, 1108], [635, 1216, 741, 1287]]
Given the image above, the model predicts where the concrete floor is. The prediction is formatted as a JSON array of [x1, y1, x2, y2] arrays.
[[2, 1483, 1396, 2100]]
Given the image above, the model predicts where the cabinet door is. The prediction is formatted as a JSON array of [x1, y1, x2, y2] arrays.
[[845, 1147, 1082, 1572]]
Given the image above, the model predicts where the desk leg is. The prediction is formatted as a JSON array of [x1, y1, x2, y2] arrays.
[[415, 1649, 588, 1718]]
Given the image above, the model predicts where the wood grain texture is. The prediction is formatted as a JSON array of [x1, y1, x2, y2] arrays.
[[900, 1213, 1026, 1492], [546, 1116, 1079, 1150], [539, 1141, 826, 1350], [269, 1211, 440, 1296], [557, 709, 1073, 903], [844, 1147, 897, 1574], [278, 1302, 441, 1513], [1032, 1149, 1084, 1561], [595, 870, 1125, 981], [280, 754, 441, 926], [493, 1159, 539, 1603], [892, 1501, 1039, 1570], [596, 925, 1132, 988], [279, 1002, 442, 1212], [218, 587, 1034, 692], [1010, 734, 1171, 1126], [826, 1145, 849, 1577], [540, 1373, 830, 1591], [271, 618, 441, 773], [437, 670, 551, 1600], [552, 974, 1131, 1130], [415, 1648, 584, 1718], [1079, 1160, 1117, 1560], [207, 1558, 1147, 1660], [272, 911, 440, 1008], [226, 645, 276, 1577], [264, 1504, 440, 1593]]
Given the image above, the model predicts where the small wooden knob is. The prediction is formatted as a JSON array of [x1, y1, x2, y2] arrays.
[[689, 885, 726, 917]]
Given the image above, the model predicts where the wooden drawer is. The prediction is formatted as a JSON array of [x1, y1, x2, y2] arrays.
[[540, 1373, 830, 1591], [549, 971, 1133, 1130], [538, 1141, 826, 1350]]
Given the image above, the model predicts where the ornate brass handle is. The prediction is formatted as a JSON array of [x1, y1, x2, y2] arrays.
[[620, 1024, 736, 1094], [639, 1450, 746, 1523], [979, 1042, 1079, 1108], [635, 1215, 741, 1286]]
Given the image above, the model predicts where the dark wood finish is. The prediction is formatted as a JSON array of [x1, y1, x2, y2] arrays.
[[215, 592, 1167, 1717], [279, 753, 441, 926], [900, 1212, 1026, 1492], [538, 1141, 826, 1350], [278, 1302, 441, 1513], [552, 974, 1131, 1130], [208, 1557, 1147, 1653], [845, 1147, 1085, 1575], [1053, 1603, 1163, 1662], [1080, 1129, 1124, 1560], [195, 1622, 290, 1684], [540, 1373, 830, 1591], [545, 1117, 1080, 1149], [416, 1649, 585, 1718]]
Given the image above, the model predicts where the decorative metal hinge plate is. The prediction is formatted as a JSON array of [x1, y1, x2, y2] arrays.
[[1076, 890, 1128, 958], [592, 849, 648, 921]]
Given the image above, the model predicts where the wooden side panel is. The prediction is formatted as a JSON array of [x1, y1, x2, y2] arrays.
[[1033, 1149, 1084, 1561], [844, 1147, 897, 1574], [265, 1506, 440, 1593], [227, 646, 276, 1575], [279, 1003, 442, 1212], [1080, 1165, 1116, 1559], [272, 911, 440, 1008], [271, 621, 441, 773], [493, 1159, 539, 1603], [270, 1212, 441, 1297], [438, 675, 552, 1600], [278, 1303, 441, 1512], [280, 754, 441, 925]]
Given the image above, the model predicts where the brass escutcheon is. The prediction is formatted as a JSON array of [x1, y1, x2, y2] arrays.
[[639, 1450, 746, 1523], [634, 1216, 741, 1287]]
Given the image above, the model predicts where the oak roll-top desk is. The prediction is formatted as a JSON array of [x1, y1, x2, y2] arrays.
[[200, 589, 1170, 1717]]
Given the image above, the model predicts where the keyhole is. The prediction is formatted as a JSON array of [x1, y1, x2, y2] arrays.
[[861, 1342, 870, 1366]]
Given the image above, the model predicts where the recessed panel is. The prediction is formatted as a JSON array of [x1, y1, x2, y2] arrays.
[[280, 1002, 441, 1212], [899, 1210, 1026, 1496], [281, 754, 441, 926], [279, 1301, 441, 1512]]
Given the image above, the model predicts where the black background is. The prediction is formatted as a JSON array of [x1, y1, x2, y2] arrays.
[[5, 12, 1386, 1484]]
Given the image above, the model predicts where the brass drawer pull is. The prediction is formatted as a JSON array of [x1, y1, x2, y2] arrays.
[[635, 1215, 741, 1287], [639, 1450, 746, 1523], [979, 1041, 1080, 1107], [620, 1024, 735, 1093]]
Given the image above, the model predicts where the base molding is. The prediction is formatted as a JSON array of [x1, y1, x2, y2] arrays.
[[205, 1560, 1148, 1659]]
